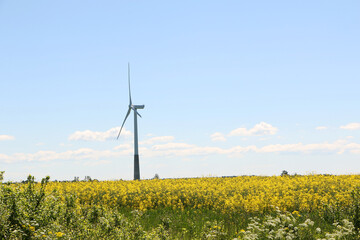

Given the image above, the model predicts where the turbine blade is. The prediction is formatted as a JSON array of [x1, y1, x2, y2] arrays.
[[128, 63, 132, 105], [136, 111, 142, 118], [117, 107, 131, 139]]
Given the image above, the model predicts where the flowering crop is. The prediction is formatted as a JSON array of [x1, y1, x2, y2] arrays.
[[2, 174, 360, 239], [39, 174, 360, 213]]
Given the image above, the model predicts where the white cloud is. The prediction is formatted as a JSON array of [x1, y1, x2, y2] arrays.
[[2, 134, 360, 164], [151, 142, 195, 150], [0, 148, 124, 163], [257, 140, 360, 154], [145, 145, 227, 157], [143, 139, 360, 158], [316, 126, 327, 130], [140, 136, 175, 145], [0, 135, 15, 141], [114, 143, 132, 150], [69, 127, 131, 141], [341, 123, 360, 130], [228, 122, 278, 136], [0, 153, 10, 163], [210, 132, 226, 142], [83, 160, 112, 167], [181, 158, 193, 162]]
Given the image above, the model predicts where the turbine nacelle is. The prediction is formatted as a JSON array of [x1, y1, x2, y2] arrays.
[[131, 105, 145, 109]]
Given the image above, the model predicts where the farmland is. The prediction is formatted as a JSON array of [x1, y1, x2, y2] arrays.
[[1, 174, 360, 239]]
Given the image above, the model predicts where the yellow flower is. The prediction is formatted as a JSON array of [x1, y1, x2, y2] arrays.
[[292, 210, 301, 217], [13, 174, 360, 215], [56, 232, 64, 237]]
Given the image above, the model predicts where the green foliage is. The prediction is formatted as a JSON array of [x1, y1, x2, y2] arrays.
[[351, 187, 360, 233], [1, 175, 360, 239]]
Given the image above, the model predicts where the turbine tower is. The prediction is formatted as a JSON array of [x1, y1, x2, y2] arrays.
[[117, 63, 144, 180]]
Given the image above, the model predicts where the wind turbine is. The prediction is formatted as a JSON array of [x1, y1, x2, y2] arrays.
[[117, 63, 145, 180]]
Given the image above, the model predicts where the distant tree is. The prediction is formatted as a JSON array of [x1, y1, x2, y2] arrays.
[[0, 171, 4, 182], [84, 176, 92, 182], [73, 176, 79, 182], [153, 173, 160, 179], [281, 170, 289, 176]]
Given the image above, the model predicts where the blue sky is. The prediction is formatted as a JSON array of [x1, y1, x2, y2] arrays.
[[1, 1, 359, 181]]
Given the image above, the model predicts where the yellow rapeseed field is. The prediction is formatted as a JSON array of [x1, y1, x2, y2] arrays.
[[38, 175, 360, 213]]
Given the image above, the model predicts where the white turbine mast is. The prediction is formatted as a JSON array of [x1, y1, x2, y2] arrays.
[[117, 63, 144, 180]]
